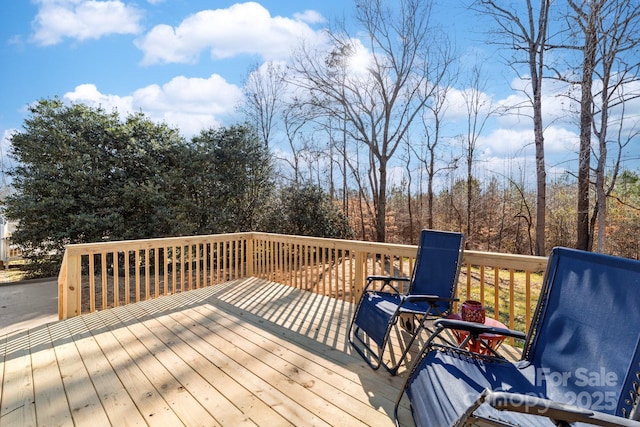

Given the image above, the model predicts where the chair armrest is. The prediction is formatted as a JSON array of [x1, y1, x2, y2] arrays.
[[486, 391, 640, 427], [434, 318, 526, 340], [404, 295, 459, 304], [366, 275, 411, 282]]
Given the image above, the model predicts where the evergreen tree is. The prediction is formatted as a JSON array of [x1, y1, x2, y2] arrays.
[[187, 125, 274, 234], [4, 99, 187, 276]]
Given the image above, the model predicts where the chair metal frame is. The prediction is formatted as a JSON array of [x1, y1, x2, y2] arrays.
[[348, 229, 464, 375], [394, 247, 640, 426]]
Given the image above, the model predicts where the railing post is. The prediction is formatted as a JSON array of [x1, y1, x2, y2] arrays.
[[59, 249, 81, 319], [246, 235, 254, 277], [57, 251, 67, 320], [354, 250, 366, 303]]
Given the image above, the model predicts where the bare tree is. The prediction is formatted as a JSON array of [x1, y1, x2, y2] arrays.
[[474, 0, 551, 255], [413, 82, 459, 230], [240, 61, 287, 148], [402, 138, 415, 242], [279, 100, 308, 186], [461, 62, 498, 243], [589, 1, 640, 253], [567, 0, 601, 251], [291, 0, 454, 242], [556, 0, 640, 251]]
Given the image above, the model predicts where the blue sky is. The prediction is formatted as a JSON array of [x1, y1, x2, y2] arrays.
[[1, 1, 638, 188], [1, 1, 353, 137]]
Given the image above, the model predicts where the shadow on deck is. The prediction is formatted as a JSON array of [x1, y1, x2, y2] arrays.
[[1, 277, 415, 426]]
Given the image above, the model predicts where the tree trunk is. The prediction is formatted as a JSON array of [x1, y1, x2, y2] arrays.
[[534, 122, 546, 256], [466, 162, 472, 239], [575, 7, 598, 251], [427, 156, 434, 230], [531, 0, 549, 256], [376, 161, 387, 242]]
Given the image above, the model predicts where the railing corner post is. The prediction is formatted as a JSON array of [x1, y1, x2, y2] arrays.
[[59, 250, 81, 319], [246, 236, 254, 277], [354, 250, 366, 303], [58, 251, 67, 320]]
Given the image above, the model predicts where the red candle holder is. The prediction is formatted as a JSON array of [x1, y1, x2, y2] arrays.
[[461, 300, 486, 324]]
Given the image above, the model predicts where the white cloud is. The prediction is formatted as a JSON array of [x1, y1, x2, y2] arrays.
[[442, 86, 496, 123], [63, 74, 243, 136], [345, 38, 373, 77], [495, 78, 579, 130], [63, 83, 134, 113], [133, 75, 240, 115], [293, 10, 326, 24], [477, 126, 578, 158], [135, 2, 325, 65], [543, 126, 580, 154], [32, 0, 142, 46], [161, 112, 223, 138], [477, 128, 534, 158], [476, 155, 534, 182], [437, 75, 581, 176]]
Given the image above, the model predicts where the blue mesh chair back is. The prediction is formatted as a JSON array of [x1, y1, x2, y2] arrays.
[[349, 229, 464, 374], [410, 230, 465, 314], [395, 247, 640, 426], [524, 247, 640, 418]]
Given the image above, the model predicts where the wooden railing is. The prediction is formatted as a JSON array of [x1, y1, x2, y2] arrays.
[[58, 232, 548, 333], [58, 233, 251, 320]]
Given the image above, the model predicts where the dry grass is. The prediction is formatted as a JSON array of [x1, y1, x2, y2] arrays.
[[0, 261, 28, 283], [454, 267, 544, 350]]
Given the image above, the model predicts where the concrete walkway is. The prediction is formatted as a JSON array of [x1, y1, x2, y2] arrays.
[[0, 278, 59, 336]]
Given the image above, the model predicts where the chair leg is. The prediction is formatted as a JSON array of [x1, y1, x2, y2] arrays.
[[385, 312, 453, 375], [349, 306, 444, 375], [350, 313, 430, 375], [384, 320, 425, 375]]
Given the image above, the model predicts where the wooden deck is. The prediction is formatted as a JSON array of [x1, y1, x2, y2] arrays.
[[1, 278, 415, 426]]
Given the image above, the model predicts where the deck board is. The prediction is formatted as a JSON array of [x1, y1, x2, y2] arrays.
[[69, 317, 146, 426], [105, 309, 237, 427], [100, 310, 221, 426], [1, 332, 36, 426], [1, 278, 414, 426], [30, 327, 72, 427], [49, 320, 109, 426]]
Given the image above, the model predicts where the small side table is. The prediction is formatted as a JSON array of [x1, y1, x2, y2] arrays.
[[447, 313, 508, 354]]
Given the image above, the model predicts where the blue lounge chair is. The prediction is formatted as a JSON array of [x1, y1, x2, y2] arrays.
[[348, 229, 464, 375], [395, 247, 640, 426]]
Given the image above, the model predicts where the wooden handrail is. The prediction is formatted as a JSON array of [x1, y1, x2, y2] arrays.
[[58, 232, 548, 333]]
